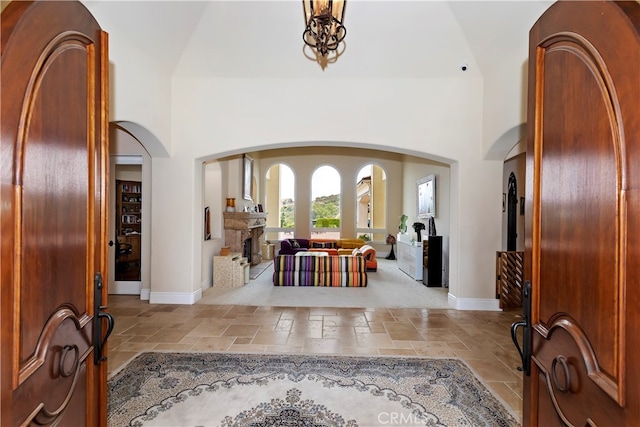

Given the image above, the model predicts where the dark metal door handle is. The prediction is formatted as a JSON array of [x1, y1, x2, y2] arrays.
[[98, 310, 114, 354], [511, 319, 527, 366], [93, 272, 115, 364], [511, 280, 532, 376]]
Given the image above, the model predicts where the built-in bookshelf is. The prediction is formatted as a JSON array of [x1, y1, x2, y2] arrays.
[[116, 180, 141, 236], [116, 180, 142, 280]]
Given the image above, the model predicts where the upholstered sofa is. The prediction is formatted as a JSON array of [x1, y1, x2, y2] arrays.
[[355, 245, 378, 272], [278, 238, 336, 255], [336, 238, 367, 254], [272, 254, 367, 287], [278, 238, 367, 256]]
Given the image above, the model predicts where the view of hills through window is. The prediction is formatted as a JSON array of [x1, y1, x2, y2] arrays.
[[276, 164, 378, 240], [311, 166, 340, 228]]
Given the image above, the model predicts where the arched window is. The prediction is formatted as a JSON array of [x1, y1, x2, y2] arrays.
[[311, 165, 340, 239], [356, 164, 387, 242], [264, 163, 294, 241]]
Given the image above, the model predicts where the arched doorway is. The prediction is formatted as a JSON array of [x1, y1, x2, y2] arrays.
[[108, 123, 158, 299]]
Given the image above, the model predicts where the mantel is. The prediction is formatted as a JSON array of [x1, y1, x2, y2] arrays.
[[223, 212, 267, 230], [224, 212, 267, 219]]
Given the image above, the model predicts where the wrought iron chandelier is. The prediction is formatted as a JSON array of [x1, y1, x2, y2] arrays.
[[302, 0, 347, 67]]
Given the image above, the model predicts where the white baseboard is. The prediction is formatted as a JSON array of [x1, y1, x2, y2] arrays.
[[149, 288, 202, 305], [448, 293, 501, 311], [109, 281, 141, 295], [140, 288, 150, 300], [201, 279, 212, 291]]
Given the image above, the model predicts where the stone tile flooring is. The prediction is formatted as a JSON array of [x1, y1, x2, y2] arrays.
[[107, 295, 524, 422]]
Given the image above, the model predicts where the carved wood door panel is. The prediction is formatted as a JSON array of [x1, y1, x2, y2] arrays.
[[1, 2, 110, 425], [524, 2, 640, 426]]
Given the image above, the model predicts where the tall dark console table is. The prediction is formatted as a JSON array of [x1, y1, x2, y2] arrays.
[[422, 235, 443, 287]]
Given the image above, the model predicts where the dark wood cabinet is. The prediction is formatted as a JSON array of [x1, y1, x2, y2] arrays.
[[422, 235, 442, 287]]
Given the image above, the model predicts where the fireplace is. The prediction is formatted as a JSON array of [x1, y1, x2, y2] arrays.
[[223, 212, 267, 265], [243, 238, 252, 264]]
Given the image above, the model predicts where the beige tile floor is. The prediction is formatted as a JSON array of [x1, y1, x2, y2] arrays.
[[107, 295, 524, 422]]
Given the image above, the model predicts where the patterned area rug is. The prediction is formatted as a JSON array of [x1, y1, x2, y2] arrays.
[[107, 352, 520, 427]]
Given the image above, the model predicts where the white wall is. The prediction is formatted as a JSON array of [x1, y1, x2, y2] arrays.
[[180, 78, 481, 161], [201, 162, 223, 290], [85, 2, 174, 148], [116, 166, 141, 182]]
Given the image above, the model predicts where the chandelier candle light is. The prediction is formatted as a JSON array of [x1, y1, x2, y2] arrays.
[[302, 0, 347, 68]]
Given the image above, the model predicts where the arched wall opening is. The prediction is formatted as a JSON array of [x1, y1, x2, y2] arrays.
[[108, 122, 162, 300], [110, 123, 518, 311], [492, 124, 527, 252], [198, 142, 455, 299]]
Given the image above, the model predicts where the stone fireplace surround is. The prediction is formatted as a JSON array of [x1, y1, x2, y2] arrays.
[[223, 212, 267, 266]]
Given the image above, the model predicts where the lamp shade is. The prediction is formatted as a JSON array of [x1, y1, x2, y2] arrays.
[[303, 0, 346, 26], [302, 0, 347, 57]]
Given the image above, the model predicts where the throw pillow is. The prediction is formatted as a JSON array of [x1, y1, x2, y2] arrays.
[[311, 241, 335, 249], [290, 239, 300, 248], [312, 241, 335, 249], [352, 248, 363, 256]]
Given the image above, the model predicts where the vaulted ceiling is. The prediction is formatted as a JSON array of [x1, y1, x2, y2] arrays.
[[84, 1, 553, 79]]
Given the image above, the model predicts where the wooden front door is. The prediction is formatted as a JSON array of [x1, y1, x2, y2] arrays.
[[1, 1, 111, 425], [523, 1, 640, 425]]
